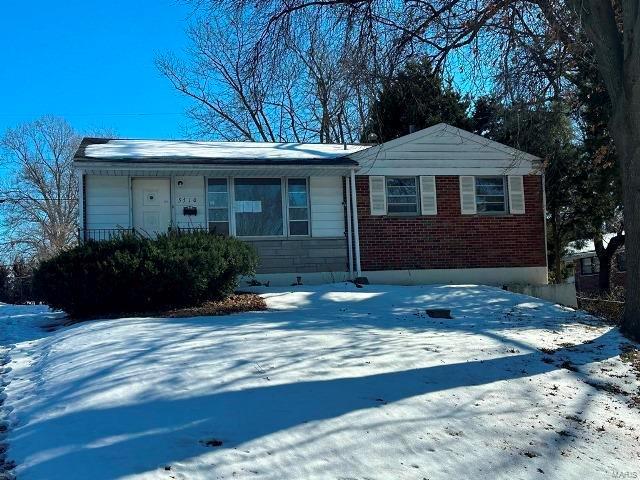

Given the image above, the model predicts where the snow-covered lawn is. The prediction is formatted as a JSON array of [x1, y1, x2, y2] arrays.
[[1, 284, 639, 479]]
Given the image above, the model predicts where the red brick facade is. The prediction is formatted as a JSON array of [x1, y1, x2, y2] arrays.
[[355, 175, 547, 271]]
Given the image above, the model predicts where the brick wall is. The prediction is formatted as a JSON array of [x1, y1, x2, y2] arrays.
[[355, 175, 547, 271]]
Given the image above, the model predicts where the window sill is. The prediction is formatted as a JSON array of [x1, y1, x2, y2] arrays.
[[236, 235, 311, 240], [384, 213, 425, 218]]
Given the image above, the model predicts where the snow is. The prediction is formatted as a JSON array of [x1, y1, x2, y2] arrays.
[[1, 284, 639, 479], [82, 139, 369, 161], [566, 233, 621, 257]]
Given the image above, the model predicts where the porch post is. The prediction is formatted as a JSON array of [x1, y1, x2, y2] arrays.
[[77, 169, 84, 241], [345, 176, 354, 279], [350, 169, 362, 277]]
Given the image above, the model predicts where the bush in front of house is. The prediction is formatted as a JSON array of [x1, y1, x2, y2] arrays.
[[33, 232, 258, 317]]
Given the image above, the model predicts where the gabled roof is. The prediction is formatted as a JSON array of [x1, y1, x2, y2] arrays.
[[351, 123, 540, 161], [349, 123, 541, 176], [74, 138, 366, 166]]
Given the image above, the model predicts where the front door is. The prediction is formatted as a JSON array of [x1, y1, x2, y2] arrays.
[[132, 178, 171, 237]]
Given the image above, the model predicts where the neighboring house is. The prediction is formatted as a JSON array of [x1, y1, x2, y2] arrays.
[[565, 238, 626, 293], [73, 123, 548, 286]]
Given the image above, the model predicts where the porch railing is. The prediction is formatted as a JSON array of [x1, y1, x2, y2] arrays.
[[78, 228, 136, 242], [78, 226, 212, 243], [168, 226, 209, 235]]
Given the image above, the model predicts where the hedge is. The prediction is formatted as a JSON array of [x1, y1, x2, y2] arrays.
[[33, 232, 258, 317]]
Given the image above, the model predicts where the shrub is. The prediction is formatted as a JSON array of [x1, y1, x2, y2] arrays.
[[33, 232, 258, 317]]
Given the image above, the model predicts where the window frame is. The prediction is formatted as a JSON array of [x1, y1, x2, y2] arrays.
[[286, 177, 311, 237], [581, 256, 600, 275], [205, 176, 312, 238], [474, 175, 509, 215], [385, 176, 420, 216], [206, 177, 231, 236]]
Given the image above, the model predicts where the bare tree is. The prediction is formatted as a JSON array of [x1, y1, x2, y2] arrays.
[[158, 5, 406, 142], [201, 0, 640, 338], [0, 116, 81, 260]]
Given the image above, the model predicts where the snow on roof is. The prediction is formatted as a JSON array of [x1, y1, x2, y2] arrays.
[[75, 138, 368, 165]]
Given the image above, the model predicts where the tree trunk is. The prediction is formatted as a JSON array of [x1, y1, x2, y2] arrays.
[[610, 108, 640, 340], [598, 255, 612, 291], [594, 233, 625, 293]]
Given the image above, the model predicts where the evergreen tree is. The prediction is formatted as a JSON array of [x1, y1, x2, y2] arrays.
[[362, 58, 470, 142], [571, 58, 624, 291]]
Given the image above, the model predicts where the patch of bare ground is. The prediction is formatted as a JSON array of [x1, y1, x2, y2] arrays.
[[619, 343, 640, 407], [165, 293, 267, 318], [63, 293, 268, 324]]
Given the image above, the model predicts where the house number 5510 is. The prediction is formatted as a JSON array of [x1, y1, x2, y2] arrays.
[[177, 197, 197, 204]]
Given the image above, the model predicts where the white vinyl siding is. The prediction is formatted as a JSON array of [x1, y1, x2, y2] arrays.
[[508, 175, 526, 214], [174, 176, 206, 228], [419, 176, 437, 215], [84, 175, 130, 229], [309, 176, 345, 237], [369, 176, 387, 215], [459, 176, 477, 214], [350, 123, 540, 176]]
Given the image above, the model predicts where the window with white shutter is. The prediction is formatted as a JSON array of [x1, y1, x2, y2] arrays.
[[508, 175, 526, 214], [369, 176, 387, 215], [420, 176, 437, 215], [475, 176, 507, 213], [459, 176, 477, 214], [386, 177, 419, 214]]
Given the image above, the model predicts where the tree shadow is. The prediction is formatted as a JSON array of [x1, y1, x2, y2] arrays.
[[11, 328, 622, 480]]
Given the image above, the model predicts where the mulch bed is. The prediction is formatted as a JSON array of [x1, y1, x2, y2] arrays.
[[60, 293, 268, 325], [164, 293, 267, 318]]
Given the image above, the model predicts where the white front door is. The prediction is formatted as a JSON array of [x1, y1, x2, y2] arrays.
[[132, 178, 171, 237]]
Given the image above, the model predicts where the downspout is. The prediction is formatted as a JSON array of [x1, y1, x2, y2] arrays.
[[345, 176, 354, 279], [350, 169, 362, 278], [542, 173, 549, 284], [77, 169, 84, 242]]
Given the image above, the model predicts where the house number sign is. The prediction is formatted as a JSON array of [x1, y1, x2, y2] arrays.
[[177, 196, 198, 204]]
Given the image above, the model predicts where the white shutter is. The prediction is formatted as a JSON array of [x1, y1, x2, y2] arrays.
[[459, 176, 477, 214], [369, 176, 387, 215], [420, 176, 437, 215], [508, 175, 526, 214]]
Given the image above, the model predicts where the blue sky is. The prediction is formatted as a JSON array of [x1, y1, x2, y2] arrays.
[[0, 0, 195, 139]]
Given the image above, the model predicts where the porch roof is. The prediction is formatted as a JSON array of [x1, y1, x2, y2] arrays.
[[74, 138, 365, 167]]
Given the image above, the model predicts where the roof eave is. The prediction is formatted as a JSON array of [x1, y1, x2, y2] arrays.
[[73, 157, 358, 167]]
